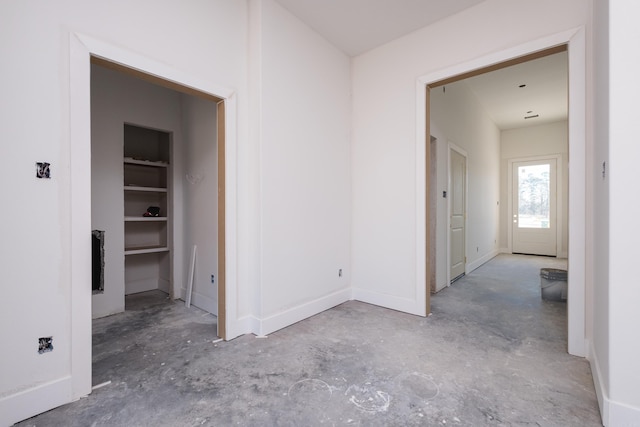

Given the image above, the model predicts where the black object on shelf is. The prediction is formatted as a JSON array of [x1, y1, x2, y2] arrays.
[[143, 206, 161, 217]]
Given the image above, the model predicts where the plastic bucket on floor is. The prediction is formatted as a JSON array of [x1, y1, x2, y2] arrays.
[[540, 268, 568, 302]]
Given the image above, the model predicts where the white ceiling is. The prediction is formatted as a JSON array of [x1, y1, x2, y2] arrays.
[[274, 0, 486, 57], [463, 51, 568, 130], [274, 0, 567, 131]]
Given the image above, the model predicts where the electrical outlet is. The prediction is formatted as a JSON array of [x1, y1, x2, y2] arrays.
[[36, 162, 51, 179], [211, 275, 215, 284], [38, 337, 53, 354], [338, 269, 343, 277]]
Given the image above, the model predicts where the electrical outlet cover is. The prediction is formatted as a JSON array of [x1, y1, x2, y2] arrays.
[[38, 337, 53, 354], [36, 162, 51, 179]]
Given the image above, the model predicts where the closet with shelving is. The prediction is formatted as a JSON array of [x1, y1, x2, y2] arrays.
[[91, 62, 221, 320], [123, 124, 172, 295]]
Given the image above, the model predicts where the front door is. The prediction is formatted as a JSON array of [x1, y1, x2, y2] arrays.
[[450, 148, 466, 281], [512, 159, 557, 256]]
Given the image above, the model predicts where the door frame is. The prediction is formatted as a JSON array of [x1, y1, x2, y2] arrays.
[[69, 32, 239, 400], [507, 154, 563, 256], [418, 28, 586, 357], [447, 142, 468, 286], [90, 56, 228, 337]]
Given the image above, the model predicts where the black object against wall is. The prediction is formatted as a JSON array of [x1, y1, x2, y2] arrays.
[[92, 230, 105, 293]]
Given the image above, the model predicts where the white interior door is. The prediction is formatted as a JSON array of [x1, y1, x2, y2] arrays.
[[450, 148, 466, 281], [512, 159, 557, 256]]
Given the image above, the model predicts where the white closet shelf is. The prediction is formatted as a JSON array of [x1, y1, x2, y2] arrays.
[[124, 216, 168, 222], [124, 246, 170, 255], [124, 157, 169, 167], [124, 185, 168, 193]]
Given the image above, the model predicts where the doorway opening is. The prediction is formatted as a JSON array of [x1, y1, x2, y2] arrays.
[[69, 32, 238, 405], [89, 57, 227, 338], [89, 58, 228, 389], [421, 35, 586, 357]]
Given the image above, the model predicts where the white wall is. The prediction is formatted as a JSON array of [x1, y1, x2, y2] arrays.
[[605, 0, 640, 423], [500, 121, 569, 257], [351, 0, 590, 316], [254, 0, 352, 333], [181, 95, 219, 315], [90, 64, 183, 318], [9, 0, 640, 425], [0, 1, 248, 424], [590, 0, 611, 422], [430, 82, 501, 292]]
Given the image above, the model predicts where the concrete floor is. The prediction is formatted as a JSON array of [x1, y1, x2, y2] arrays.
[[17, 254, 601, 426]]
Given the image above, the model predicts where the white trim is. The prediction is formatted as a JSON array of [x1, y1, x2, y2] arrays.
[[466, 250, 499, 274], [77, 34, 235, 100], [67, 33, 242, 424], [221, 93, 240, 340], [73, 33, 240, 335], [590, 341, 640, 426], [415, 80, 427, 315], [416, 27, 586, 357], [72, 37, 241, 341], [245, 315, 261, 336], [590, 341, 609, 424], [69, 31, 93, 406], [186, 289, 218, 315], [608, 400, 640, 426], [507, 154, 562, 257], [257, 289, 352, 336], [566, 28, 587, 357], [353, 287, 423, 316], [0, 377, 74, 426]]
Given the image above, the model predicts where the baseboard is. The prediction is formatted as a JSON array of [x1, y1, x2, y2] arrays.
[[0, 376, 77, 426], [497, 248, 568, 259], [256, 288, 352, 336], [188, 290, 218, 315], [589, 341, 640, 426], [608, 400, 640, 426], [352, 287, 424, 316], [125, 278, 158, 295], [244, 315, 261, 336], [433, 282, 448, 293], [466, 250, 499, 274], [589, 341, 608, 424], [219, 314, 256, 341], [158, 278, 170, 294]]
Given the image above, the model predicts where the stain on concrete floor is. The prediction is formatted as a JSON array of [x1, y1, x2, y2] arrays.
[[16, 255, 601, 426]]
